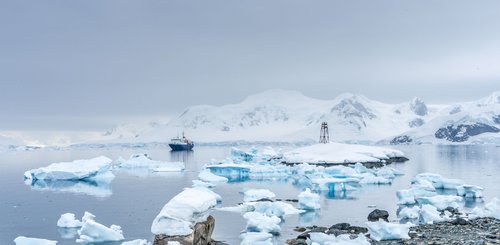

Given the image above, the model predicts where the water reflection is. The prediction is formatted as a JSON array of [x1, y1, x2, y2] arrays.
[[25, 179, 113, 198], [299, 210, 320, 225], [58, 227, 79, 239]]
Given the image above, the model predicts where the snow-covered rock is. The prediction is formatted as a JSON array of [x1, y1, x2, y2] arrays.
[[24, 156, 113, 181], [243, 189, 276, 202], [13, 236, 57, 245], [151, 187, 219, 236], [366, 221, 413, 241], [298, 188, 321, 210]]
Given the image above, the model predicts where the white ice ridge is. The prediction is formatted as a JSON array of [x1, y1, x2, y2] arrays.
[[151, 187, 219, 236], [115, 153, 184, 172], [282, 142, 405, 164], [24, 156, 113, 181], [366, 221, 414, 241], [298, 188, 321, 210], [243, 189, 276, 202], [14, 236, 57, 245], [76, 212, 124, 243]]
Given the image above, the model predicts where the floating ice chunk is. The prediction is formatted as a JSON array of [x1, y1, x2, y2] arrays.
[[243, 212, 281, 234], [198, 169, 228, 183], [251, 201, 303, 217], [24, 156, 113, 181], [366, 221, 413, 241], [419, 204, 443, 224], [456, 184, 484, 198], [470, 198, 500, 219], [375, 166, 403, 179], [151, 187, 219, 236], [311, 177, 360, 192], [192, 180, 216, 188], [243, 189, 276, 202], [77, 219, 124, 243], [412, 173, 462, 190], [416, 195, 462, 210], [398, 206, 420, 220], [121, 239, 150, 245], [57, 213, 83, 228], [166, 242, 180, 245], [353, 162, 369, 174], [231, 147, 256, 162], [81, 212, 95, 223], [359, 173, 392, 185], [116, 154, 184, 172], [298, 188, 321, 210], [309, 232, 370, 245], [240, 232, 273, 245], [396, 187, 436, 205], [283, 143, 405, 165], [14, 236, 57, 245], [206, 164, 251, 182]]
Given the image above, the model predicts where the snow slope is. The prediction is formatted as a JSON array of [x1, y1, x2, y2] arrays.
[[90, 89, 500, 145]]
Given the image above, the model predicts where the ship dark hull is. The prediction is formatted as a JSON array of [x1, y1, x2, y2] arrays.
[[169, 143, 194, 151]]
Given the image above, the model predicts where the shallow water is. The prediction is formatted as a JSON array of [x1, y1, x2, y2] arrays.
[[0, 145, 499, 244]]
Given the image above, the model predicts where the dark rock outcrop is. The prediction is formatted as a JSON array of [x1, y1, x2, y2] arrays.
[[435, 123, 500, 142], [154, 215, 215, 245], [390, 135, 413, 145], [408, 118, 425, 128], [367, 209, 389, 222], [410, 97, 428, 116]]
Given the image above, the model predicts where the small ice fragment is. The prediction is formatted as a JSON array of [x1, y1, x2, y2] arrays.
[[14, 236, 57, 245], [243, 189, 276, 202], [298, 188, 321, 210], [57, 213, 83, 228], [366, 221, 413, 241]]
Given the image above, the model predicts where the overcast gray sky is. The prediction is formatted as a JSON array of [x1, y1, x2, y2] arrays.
[[1, 0, 500, 131]]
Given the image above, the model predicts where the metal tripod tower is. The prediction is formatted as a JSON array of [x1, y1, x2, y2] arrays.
[[319, 122, 329, 144]]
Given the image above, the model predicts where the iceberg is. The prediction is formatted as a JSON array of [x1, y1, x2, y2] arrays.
[[151, 187, 219, 236], [456, 184, 484, 198], [116, 154, 184, 172], [206, 163, 251, 182], [231, 147, 257, 162], [298, 188, 321, 210], [283, 143, 406, 165], [24, 156, 113, 181], [251, 201, 303, 217], [192, 179, 216, 188], [470, 198, 500, 219], [243, 212, 281, 234], [398, 206, 420, 220], [76, 214, 124, 243], [57, 213, 82, 228], [419, 204, 443, 224], [13, 237, 57, 245], [366, 221, 413, 241], [198, 169, 228, 183], [416, 195, 462, 210], [412, 173, 463, 190], [240, 232, 273, 245], [243, 189, 276, 202]]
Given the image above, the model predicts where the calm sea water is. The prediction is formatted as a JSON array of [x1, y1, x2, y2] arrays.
[[0, 145, 499, 244]]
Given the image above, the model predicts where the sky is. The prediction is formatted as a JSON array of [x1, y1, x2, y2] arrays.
[[1, 0, 500, 132]]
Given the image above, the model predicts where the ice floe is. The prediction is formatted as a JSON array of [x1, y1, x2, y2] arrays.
[[151, 187, 219, 236], [298, 188, 321, 210], [243, 212, 281, 234], [115, 154, 184, 172], [243, 189, 276, 202], [283, 143, 405, 165], [366, 221, 414, 241], [76, 213, 124, 243], [240, 232, 273, 245], [470, 198, 500, 219], [14, 236, 57, 245], [57, 213, 83, 228], [24, 156, 113, 181], [198, 169, 228, 183]]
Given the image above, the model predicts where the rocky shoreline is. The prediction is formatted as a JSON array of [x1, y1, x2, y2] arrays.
[[287, 217, 500, 245]]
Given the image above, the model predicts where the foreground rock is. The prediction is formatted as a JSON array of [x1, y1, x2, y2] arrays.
[[153, 215, 215, 245], [288, 218, 500, 244], [368, 209, 389, 222]]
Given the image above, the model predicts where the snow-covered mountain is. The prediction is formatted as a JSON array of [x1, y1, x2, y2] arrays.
[[91, 89, 500, 145]]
